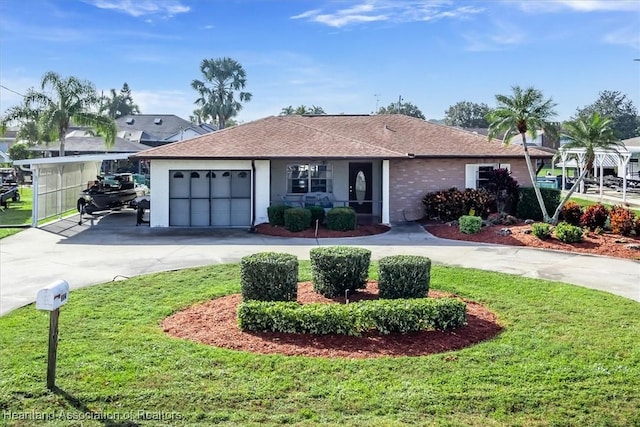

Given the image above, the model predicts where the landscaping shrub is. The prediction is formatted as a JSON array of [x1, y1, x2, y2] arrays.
[[559, 201, 583, 226], [516, 187, 561, 221], [531, 222, 552, 240], [484, 168, 520, 215], [609, 205, 636, 236], [326, 207, 357, 231], [634, 217, 640, 236], [240, 252, 299, 301], [237, 297, 467, 335], [580, 203, 609, 231], [378, 255, 431, 299], [459, 215, 482, 234], [284, 207, 312, 232], [307, 205, 326, 226], [554, 221, 583, 243], [267, 205, 292, 226], [422, 187, 495, 221], [310, 246, 370, 297]]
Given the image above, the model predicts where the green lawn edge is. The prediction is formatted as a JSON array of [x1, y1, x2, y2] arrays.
[[1, 262, 639, 426]]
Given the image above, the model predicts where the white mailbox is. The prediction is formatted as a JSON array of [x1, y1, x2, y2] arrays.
[[36, 280, 69, 311]]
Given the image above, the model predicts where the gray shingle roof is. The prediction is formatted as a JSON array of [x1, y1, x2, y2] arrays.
[[133, 114, 553, 160], [116, 114, 207, 142], [30, 136, 149, 153]]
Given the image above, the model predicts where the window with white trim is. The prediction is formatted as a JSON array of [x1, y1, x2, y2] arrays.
[[465, 163, 510, 189], [287, 163, 333, 194]]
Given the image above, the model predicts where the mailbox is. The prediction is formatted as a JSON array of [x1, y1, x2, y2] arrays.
[[36, 280, 69, 311]]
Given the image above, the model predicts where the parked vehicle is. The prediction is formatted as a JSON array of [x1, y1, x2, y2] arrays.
[[77, 173, 148, 216], [0, 168, 19, 207]]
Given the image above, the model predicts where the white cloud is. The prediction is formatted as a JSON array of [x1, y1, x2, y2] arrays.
[[131, 89, 195, 120], [291, 1, 482, 28], [462, 20, 526, 51], [84, 0, 190, 18], [603, 26, 640, 48], [517, 0, 640, 13]]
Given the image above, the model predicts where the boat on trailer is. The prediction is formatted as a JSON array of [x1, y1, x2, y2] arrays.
[[77, 173, 147, 219]]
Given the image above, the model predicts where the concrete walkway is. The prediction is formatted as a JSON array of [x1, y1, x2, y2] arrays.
[[1, 210, 638, 316]]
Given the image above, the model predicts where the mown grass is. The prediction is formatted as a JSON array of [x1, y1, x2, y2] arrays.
[[1, 262, 638, 426], [0, 186, 32, 238]]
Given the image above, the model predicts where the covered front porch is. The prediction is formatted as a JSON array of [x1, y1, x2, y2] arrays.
[[269, 159, 390, 224]]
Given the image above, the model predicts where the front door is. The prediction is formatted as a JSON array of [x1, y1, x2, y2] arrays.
[[349, 162, 372, 214]]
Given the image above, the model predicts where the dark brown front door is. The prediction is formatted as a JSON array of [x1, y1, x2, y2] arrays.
[[349, 162, 372, 214]]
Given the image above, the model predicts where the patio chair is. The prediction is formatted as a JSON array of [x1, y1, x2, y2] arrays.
[[280, 194, 303, 207]]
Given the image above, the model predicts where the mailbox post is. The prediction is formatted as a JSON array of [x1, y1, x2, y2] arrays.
[[36, 280, 69, 390]]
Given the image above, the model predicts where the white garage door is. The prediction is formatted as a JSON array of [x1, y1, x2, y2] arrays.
[[168, 170, 251, 227]]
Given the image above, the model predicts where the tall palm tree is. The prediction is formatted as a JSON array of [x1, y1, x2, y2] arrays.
[[487, 86, 557, 223], [191, 57, 252, 129], [550, 113, 621, 223], [1, 71, 116, 156]]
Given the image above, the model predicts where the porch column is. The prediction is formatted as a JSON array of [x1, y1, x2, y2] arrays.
[[31, 167, 40, 228], [382, 159, 390, 224]]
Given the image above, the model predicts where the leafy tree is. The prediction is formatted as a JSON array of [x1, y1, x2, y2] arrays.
[[279, 105, 326, 115], [551, 113, 622, 224], [8, 142, 32, 161], [377, 100, 425, 119], [100, 82, 140, 119], [0, 71, 116, 156], [487, 86, 557, 223], [444, 101, 492, 128], [191, 57, 252, 129], [573, 90, 640, 140]]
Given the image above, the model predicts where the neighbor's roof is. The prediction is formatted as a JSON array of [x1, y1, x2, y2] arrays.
[[132, 114, 554, 160], [116, 114, 208, 141], [29, 136, 149, 153]]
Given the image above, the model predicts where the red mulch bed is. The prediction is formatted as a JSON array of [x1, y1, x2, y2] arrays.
[[423, 221, 640, 261], [255, 222, 390, 238], [162, 281, 502, 359]]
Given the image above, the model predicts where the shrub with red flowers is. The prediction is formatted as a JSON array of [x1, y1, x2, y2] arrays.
[[559, 201, 583, 226], [422, 188, 495, 222], [580, 203, 609, 231], [609, 205, 636, 236]]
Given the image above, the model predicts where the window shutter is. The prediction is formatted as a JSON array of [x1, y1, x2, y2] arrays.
[[465, 164, 477, 189]]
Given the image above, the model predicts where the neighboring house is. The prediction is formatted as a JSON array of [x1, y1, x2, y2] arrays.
[[116, 114, 215, 147], [132, 114, 553, 228]]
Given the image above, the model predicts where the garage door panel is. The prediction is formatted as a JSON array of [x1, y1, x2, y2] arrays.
[[211, 199, 231, 226], [191, 171, 209, 198], [191, 199, 210, 226], [230, 199, 251, 226], [169, 199, 189, 226]]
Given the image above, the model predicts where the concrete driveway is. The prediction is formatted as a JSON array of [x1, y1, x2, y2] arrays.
[[1, 209, 638, 316]]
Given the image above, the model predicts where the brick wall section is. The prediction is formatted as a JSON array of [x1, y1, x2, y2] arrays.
[[388, 158, 534, 223]]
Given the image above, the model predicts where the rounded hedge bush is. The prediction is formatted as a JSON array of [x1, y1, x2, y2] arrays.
[[240, 252, 299, 301], [326, 207, 357, 231], [310, 246, 371, 298], [307, 205, 326, 226], [554, 221, 583, 243], [378, 255, 431, 299], [284, 207, 312, 232], [267, 205, 292, 226]]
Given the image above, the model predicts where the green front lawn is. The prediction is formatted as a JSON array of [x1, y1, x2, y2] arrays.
[[0, 186, 32, 238], [1, 262, 638, 426]]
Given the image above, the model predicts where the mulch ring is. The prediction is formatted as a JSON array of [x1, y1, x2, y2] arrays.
[[162, 281, 503, 359]]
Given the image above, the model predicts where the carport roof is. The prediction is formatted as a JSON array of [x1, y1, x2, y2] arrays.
[[131, 115, 553, 160]]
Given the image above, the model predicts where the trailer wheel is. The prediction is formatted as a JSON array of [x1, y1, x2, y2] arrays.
[[12, 192, 20, 202], [77, 199, 86, 213]]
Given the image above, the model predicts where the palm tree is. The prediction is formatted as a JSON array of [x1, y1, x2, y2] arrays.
[[1, 71, 116, 156], [487, 86, 557, 223], [191, 57, 252, 129], [100, 83, 140, 119], [550, 113, 621, 223]]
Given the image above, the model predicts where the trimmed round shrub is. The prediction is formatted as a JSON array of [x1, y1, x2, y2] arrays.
[[559, 201, 583, 226], [267, 205, 292, 226], [554, 221, 583, 243], [307, 205, 326, 226], [459, 215, 482, 234], [580, 203, 609, 231], [310, 246, 371, 297], [531, 222, 552, 240], [378, 255, 431, 299], [284, 207, 312, 232], [240, 252, 299, 301], [326, 207, 357, 231]]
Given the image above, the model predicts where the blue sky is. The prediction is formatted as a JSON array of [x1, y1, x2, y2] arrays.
[[1, 0, 639, 124]]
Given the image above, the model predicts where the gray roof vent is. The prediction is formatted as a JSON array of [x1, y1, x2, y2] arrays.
[[154, 118, 162, 125], [126, 117, 134, 125]]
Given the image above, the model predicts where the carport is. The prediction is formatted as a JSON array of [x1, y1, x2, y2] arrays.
[[13, 154, 131, 228]]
